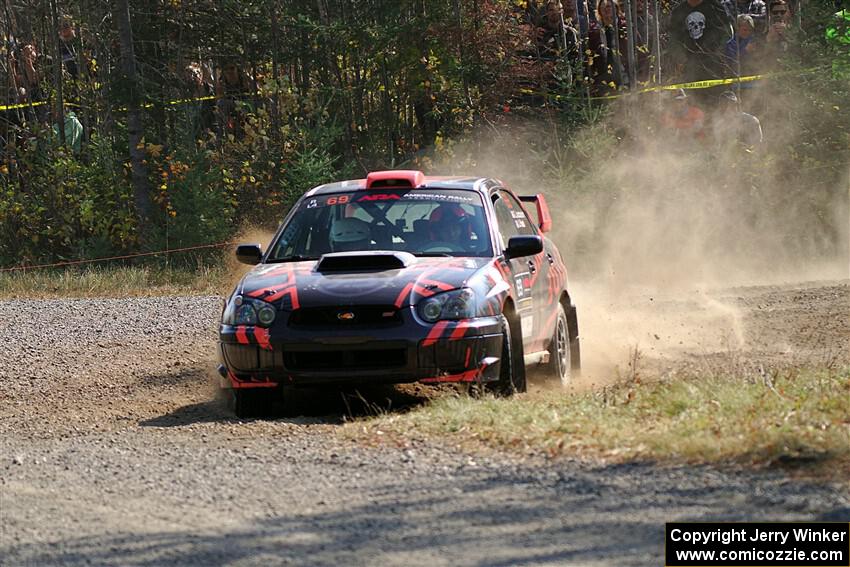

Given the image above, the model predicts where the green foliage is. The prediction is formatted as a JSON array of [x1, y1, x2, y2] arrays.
[[1, 0, 847, 268], [0, 132, 136, 265]]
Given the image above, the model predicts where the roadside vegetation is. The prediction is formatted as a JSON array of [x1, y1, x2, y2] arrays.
[[0, 261, 230, 299], [351, 363, 850, 474]]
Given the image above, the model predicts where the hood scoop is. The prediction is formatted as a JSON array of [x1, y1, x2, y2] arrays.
[[316, 251, 416, 273]]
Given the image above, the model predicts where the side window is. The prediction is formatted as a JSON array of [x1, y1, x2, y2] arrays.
[[492, 195, 522, 250], [492, 190, 535, 248], [500, 191, 536, 237]]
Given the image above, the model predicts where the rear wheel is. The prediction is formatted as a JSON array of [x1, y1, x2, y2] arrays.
[[543, 303, 571, 388], [230, 387, 277, 419], [486, 313, 527, 396]]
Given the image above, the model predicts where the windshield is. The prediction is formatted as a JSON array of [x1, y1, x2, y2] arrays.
[[267, 189, 492, 260]]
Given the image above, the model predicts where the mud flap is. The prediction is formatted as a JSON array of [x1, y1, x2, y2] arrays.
[[566, 304, 581, 371]]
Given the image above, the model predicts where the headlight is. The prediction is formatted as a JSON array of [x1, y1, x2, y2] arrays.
[[417, 288, 476, 323], [222, 294, 277, 327]]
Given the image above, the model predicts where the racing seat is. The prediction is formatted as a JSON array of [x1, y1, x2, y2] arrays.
[[330, 217, 373, 252], [370, 223, 393, 249]]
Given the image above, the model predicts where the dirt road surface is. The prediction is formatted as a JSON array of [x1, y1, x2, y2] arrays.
[[1, 281, 848, 566]]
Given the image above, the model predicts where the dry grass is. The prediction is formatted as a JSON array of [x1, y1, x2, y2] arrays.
[[352, 365, 850, 474], [0, 264, 230, 299]]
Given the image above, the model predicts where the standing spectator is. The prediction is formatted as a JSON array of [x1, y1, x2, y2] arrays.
[[660, 88, 706, 142], [589, 0, 630, 93], [536, 1, 583, 87], [563, 0, 589, 37], [537, 1, 572, 61], [721, 0, 766, 32], [216, 60, 253, 139], [14, 42, 46, 123], [712, 90, 762, 148], [724, 14, 759, 76], [52, 109, 83, 154], [667, 0, 731, 83], [184, 62, 216, 139], [761, 0, 798, 68], [58, 18, 78, 79]]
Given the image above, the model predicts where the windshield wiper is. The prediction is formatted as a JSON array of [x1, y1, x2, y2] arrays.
[[266, 255, 318, 263], [414, 252, 453, 257]]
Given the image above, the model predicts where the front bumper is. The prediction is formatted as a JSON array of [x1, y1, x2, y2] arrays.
[[218, 310, 504, 388]]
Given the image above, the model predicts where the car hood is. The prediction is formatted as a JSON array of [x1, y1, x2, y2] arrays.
[[238, 255, 492, 310]]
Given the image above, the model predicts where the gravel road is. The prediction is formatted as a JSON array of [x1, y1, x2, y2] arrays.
[[1, 282, 848, 566]]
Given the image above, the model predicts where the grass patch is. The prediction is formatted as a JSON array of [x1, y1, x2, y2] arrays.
[[352, 366, 850, 473], [0, 263, 232, 298]]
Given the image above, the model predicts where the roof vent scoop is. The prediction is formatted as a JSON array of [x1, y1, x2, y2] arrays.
[[316, 251, 416, 273], [365, 170, 425, 189]]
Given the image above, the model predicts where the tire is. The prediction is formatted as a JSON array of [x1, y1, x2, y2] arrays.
[[230, 387, 277, 419], [543, 303, 572, 388], [486, 313, 527, 396]]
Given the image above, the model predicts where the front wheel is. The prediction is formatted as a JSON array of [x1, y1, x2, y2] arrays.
[[485, 313, 527, 396]]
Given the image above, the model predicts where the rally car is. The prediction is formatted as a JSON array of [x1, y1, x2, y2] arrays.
[[218, 170, 580, 417]]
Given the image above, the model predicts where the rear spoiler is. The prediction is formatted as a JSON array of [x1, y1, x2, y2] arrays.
[[518, 194, 552, 234]]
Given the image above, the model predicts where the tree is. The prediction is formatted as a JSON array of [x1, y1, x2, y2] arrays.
[[114, 0, 152, 241]]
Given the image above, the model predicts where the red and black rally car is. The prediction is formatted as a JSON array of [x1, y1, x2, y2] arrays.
[[218, 170, 580, 417]]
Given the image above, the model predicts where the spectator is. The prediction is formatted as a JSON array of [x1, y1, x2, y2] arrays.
[[712, 90, 762, 148], [563, 0, 589, 37], [52, 109, 84, 154], [761, 0, 798, 68], [58, 17, 78, 79], [537, 1, 576, 61], [184, 62, 215, 137], [216, 60, 253, 138], [542, 1, 583, 87], [14, 42, 46, 123], [589, 0, 630, 93], [660, 88, 706, 142], [724, 14, 759, 76], [667, 0, 731, 83], [15, 44, 40, 97], [721, 0, 766, 32]]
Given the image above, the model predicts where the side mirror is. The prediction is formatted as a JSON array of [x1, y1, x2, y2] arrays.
[[235, 244, 263, 265], [505, 235, 543, 260]]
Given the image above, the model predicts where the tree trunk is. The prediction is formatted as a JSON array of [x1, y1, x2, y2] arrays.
[[49, 0, 64, 146], [114, 0, 152, 240]]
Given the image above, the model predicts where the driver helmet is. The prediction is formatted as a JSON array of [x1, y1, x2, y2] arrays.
[[428, 204, 470, 243], [330, 217, 372, 252]]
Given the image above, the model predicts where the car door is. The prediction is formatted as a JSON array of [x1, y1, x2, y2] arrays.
[[491, 189, 543, 352]]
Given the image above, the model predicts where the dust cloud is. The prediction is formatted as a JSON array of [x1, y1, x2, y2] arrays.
[[425, 92, 849, 382]]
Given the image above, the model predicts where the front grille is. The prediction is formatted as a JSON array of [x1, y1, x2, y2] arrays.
[[284, 348, 407, 371], [289, 306, 401, 327]]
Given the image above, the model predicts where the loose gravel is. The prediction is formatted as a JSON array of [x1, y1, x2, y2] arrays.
[[1, 286, 848, 566]]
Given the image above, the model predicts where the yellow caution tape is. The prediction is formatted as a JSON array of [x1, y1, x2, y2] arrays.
[[517, 65, 823, 102], [0, 94, 221, 113], [0, 101, 48, 111]]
